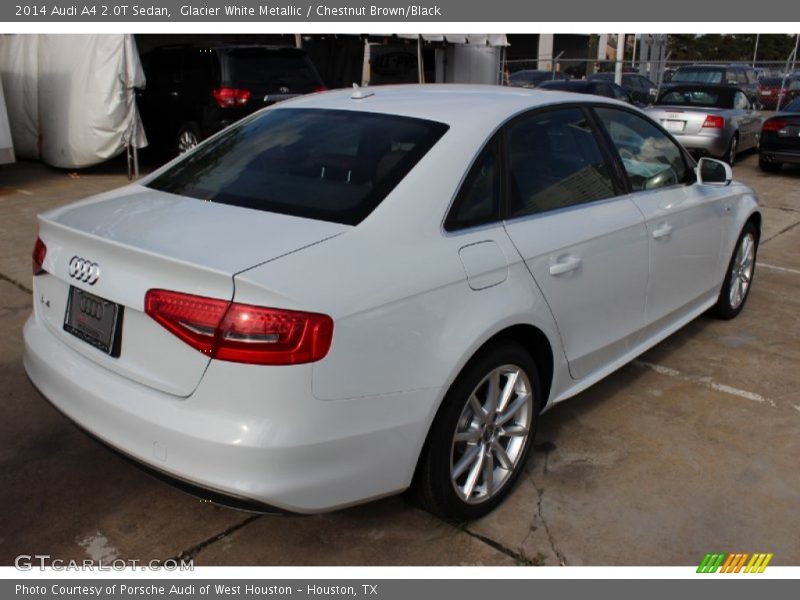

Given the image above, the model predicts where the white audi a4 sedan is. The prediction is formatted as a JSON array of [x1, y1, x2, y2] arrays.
[[24, 85, 760, 520]]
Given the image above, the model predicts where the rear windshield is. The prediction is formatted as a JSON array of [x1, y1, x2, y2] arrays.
[[147, 108, 449, 225], [657, 89, 733, 108], [226, 49, 321, 90], [672, 68, 725, 84]]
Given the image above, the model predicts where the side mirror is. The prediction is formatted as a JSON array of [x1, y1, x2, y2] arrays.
[[696, 157, 732, 186]]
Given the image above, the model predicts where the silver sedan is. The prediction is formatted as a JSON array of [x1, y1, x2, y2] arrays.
[[645, 84, 762, 165]]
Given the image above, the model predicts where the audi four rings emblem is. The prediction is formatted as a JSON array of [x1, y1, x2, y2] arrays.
[[79, 295, 105, 320], [68, 256, 100, 285]]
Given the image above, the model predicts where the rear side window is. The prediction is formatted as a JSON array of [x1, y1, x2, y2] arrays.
[[594, 107, 689, 192], [226, 50, 321, 91], [445, 137, 500, 231], [147, 109, 449, 225], [506, 108, 617, 218]]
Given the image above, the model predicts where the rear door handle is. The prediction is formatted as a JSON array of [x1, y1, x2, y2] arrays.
[[652, 223, 673, 240], [549, 256, 582, 276]]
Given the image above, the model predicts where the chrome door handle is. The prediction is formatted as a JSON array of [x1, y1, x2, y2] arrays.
[[549, 256, 582, 276], [652, 224, 673, 239]]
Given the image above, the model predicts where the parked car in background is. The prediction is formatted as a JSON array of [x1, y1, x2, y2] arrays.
[[759, 97, 800, 172], [537, 79, 634, 104], [646, 84, 762, 165], [508, 69, 570, 88], [757, 76, 800, 111], [587, 72, 658, 105], [137, 43, 326, 154], [669, 64, 759, 106], [25, 85, 761, 520]]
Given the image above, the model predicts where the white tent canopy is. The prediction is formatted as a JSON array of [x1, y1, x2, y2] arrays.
[[0, 34, 147, 169]]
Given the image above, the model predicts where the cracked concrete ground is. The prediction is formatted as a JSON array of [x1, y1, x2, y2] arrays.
[[0, 152, 798, 566]]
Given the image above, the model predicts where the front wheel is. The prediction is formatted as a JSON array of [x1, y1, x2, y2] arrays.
[[711, 222, 758, 320], [176, 122, 201, 154], [414, 341, 541, 520]]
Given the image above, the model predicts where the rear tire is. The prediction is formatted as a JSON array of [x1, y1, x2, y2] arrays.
[[759, 157, 782, 173], [176, 122, 201, 154], [724, 133, 738, 166], [711, 222, 758, 320], [414, 340, 541, 521]]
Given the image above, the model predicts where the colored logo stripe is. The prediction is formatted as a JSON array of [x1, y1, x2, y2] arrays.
[[697, 553, 773, 573]]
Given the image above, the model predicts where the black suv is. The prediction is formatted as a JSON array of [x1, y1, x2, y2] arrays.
[[587, 72, 658, 105], [669, 64, 759, 105], [137, 44, 325, 154]]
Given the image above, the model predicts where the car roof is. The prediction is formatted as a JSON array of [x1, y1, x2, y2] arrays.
[[275, 84, 628, 128]]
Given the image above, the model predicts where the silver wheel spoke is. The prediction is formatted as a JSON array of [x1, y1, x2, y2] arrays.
[[491, 441, 514, 470], [496, 393, 531, 426], [469, 393, 488, 424], [485, 370, 501, 419], [482, 449, 495, 494], [499, 424, 529, 437], [454, 428, 481, 443], [453, 444, 481, 480], [462, 449, 485, 499], [496, 370, 519, 414]]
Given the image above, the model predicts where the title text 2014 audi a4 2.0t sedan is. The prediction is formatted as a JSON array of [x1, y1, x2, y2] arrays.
[[24, 85, 760, 520]]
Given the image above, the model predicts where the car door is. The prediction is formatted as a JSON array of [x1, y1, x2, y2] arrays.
[[502, 106, 649, 380], [593, 106, 725, 328]]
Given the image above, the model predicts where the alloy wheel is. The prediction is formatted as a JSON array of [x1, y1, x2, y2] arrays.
[[450, 365, 533, 504], [729, 232, 755, 309]]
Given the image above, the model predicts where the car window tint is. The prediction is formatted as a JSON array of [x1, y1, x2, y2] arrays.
[[227, 49, 320, 90], [445, 138, 500, 230], [147, 108, 449, 226], [595, 107, 688, 192], [506, 108, 616, 218], [182, 49, 217, 85], [146, 50, 183, 87]]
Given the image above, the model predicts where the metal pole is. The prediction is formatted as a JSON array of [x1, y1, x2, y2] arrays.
[[417, 35, 424, 84], [551, 51, 564, 79], [793, 33, 800, 71], [615, 33, 625, 86], [631, 34, 637, 69], [752, 34, 759, 68]]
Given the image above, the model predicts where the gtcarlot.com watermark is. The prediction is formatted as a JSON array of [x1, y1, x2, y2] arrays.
[[14, 554, 193, 571]]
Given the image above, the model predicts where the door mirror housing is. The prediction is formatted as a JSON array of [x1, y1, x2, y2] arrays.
[[696, 157, 732, 186]]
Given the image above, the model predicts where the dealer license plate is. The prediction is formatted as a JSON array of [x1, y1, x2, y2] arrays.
[[63, 286, 123, 356]]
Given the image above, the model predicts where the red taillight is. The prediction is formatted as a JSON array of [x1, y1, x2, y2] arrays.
[[213, 87, 251, 108], [313, 85, 328, 93], [762, 119, 788, 132], [32, 237, 47, 275], [702, 115, 725, 129], [144, 289, 333, 365]]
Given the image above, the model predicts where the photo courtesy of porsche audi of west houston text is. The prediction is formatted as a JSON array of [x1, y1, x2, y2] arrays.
[[24, 85, 760, 520]]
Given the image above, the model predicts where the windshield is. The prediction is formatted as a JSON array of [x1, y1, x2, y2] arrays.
[[672, 68, 725, 84], [657, 89, 733, 108], [147, 108, 449, 225]]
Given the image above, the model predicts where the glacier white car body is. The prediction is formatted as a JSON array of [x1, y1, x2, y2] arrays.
[[23, 85, 760, 513]]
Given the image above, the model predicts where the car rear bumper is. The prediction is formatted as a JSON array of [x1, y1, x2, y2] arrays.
[[759, 148, 800, 165], [672, 132, 730, 158], [23, 313, 438, 513]]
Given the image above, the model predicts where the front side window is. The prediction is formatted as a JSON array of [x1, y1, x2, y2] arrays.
[[147, 108, 449, 225], [595, 107, 689, 192], [506, 108, 617, 218]]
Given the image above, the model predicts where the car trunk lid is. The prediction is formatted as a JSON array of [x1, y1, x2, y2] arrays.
[[648, 106, 728, 135], [35, 185, 347, 396]]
